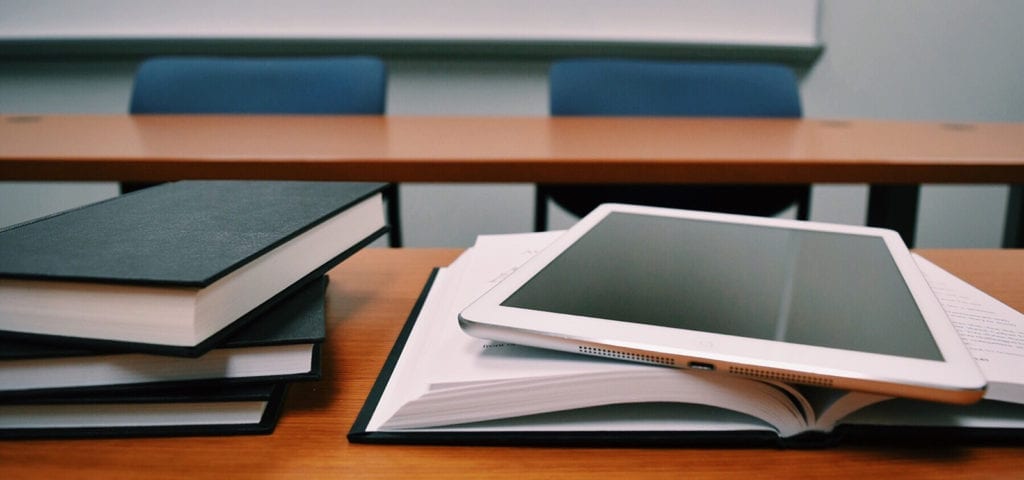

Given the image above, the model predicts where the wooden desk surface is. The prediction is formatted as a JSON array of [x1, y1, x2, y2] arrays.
[[2, 248, 1023, 479], [3, 114, 1023, 183]]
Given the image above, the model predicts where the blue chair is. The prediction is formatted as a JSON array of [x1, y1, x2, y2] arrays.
[[127, 56, 402, 246], [536, 58, 810, 231]]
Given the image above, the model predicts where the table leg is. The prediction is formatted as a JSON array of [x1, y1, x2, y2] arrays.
[[867, 185, 920, 247], [385, 184, 402, 248], [1004, 185, 1022, 248]]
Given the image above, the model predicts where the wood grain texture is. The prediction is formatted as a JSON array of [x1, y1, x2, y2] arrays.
[[1, 248, 1023, 479], [3, 115, 1023, 183]]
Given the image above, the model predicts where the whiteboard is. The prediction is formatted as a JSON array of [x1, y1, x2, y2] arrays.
[[0, 0, 820, 48]]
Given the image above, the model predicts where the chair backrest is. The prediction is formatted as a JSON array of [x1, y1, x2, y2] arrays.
[[536, 58, 808, 229], [550, 58, 801, 118], [126, 55, 400, 247], [129, 56, 386, 115]]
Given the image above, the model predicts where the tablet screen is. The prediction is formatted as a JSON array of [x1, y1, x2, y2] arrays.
[[501, 212, 943, 361]]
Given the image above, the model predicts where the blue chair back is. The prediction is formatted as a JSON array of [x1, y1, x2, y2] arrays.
[[536, 58, 807, 231], [550, 59, 801, 118], [130, 56, 386, 115], [127, 56, 400, 246]]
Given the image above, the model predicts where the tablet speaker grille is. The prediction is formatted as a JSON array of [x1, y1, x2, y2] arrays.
[[578, 345, 676, 366], [728, 366, 833, 388]]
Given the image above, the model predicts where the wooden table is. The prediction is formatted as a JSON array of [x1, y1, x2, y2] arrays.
[[2, 248, 1022, 479], [3, 114, 1023, 246]]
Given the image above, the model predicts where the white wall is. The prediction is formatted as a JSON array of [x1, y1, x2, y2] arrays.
[[802, 0, 1024, 247], [0, 60, 135, 228], [2, 0, 1023, 247]]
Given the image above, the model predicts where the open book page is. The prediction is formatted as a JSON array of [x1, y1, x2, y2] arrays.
[[363, 264, 463, 431], [383, 367, 809, 437], [798, 387, 891, 431], [914, 254, 1024, 404], [367, 232, 813, 437]]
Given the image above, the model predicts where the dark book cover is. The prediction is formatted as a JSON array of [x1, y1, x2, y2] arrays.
[[0, 180, 387, 356], [0, 276, 328, 397], [0, 180, 385, 286], [0, 382, 289, 439]]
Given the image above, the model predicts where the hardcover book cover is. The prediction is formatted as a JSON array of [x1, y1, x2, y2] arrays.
[[0, 180, 387, 355], [0, 382, 289, 439], [1, 276, 329, 397]]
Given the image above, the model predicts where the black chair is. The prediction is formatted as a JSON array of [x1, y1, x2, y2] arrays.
[[536, 58, 810, 231], [126, 56, 402, 247]]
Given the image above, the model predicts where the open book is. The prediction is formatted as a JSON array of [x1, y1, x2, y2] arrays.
[[350, 232, 1024, 446]]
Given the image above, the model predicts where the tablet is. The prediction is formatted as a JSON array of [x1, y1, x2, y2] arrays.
[[459, 204, 986, 404]]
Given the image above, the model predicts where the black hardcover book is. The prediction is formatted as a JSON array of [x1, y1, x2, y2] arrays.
[[0, 275, 328, 397], [0, 180, 387, 356], [0, 382, 288, 439]]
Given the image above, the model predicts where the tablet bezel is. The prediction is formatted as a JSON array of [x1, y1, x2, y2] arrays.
[[459, 204, 986, 404]]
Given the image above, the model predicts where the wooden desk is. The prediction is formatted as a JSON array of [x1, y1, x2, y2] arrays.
[[3, 115, 1023, 246], [2, 248, 1022, 479]]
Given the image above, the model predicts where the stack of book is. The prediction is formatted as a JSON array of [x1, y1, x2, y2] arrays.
[[0, 180, 388, 438]]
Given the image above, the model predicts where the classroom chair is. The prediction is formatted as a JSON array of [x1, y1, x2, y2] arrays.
[[535, 58, 810, 231], [126, 55, 402, 247]]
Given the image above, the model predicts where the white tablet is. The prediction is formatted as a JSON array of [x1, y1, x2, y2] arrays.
[[460, 204, 986, 404]]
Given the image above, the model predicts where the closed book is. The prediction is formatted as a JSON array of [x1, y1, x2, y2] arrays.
[[0, 382, 288, 439], [0, 180, 387, 356], [0, 275, 328, 397]]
